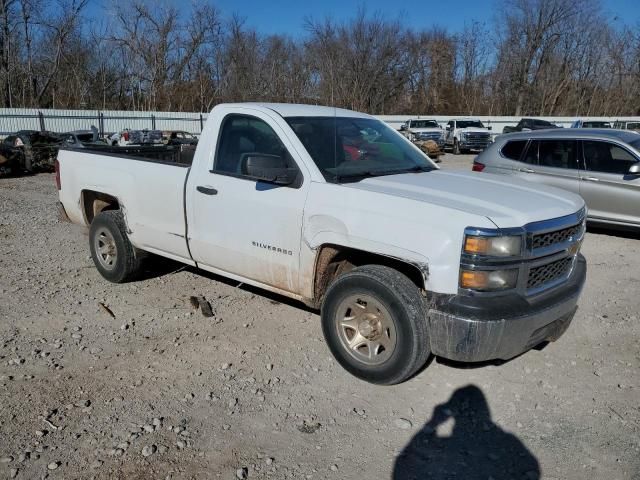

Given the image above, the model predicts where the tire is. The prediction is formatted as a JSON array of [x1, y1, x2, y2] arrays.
[[89, 210, 143, 283], [320, 265, 431, 385], [453, 138, 461, 155]]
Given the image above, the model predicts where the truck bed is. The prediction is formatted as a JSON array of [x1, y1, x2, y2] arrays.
[[57, 147, 193, 263]]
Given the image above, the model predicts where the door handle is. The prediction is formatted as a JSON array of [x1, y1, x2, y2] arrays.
[[196, 185, 218, 195], [519, 168, 535, 173], [581, 176, 599, 182]]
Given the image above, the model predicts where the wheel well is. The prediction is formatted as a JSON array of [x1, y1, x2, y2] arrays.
[[312, 244, 427, 308], [81, 190, 120, 224]]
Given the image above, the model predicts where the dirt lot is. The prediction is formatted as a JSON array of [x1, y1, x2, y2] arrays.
[[1, 154, 639, 479]]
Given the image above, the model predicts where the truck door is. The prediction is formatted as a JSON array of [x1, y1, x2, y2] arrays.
[[580, 140, 640, 226], [445, 121, 454, 146], [187, 110, 307, 294]]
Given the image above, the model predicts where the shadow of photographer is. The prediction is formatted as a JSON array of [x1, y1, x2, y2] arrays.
[[393, 385, 540, 480]]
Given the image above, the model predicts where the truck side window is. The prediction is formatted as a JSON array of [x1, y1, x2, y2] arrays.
[[501, 140, 527, 161], [214, 114, 294, 176], [538, 140, 577, 169], [583, 141, 638, 175]]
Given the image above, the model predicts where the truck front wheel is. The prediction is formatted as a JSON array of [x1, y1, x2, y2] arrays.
[[321, 265, 431, 385], [89, 210, 143, 283]]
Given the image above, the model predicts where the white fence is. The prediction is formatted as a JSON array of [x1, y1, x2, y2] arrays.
[[1, 108, 639, 136]]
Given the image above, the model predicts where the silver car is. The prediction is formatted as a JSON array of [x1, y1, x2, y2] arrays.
[[473, 129, 640, 229]]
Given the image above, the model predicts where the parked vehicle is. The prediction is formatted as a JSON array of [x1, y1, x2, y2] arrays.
[[473, 129, 640, 229], [400, 119, 445, 147], [61, 128, 108, 149], [503, 118, 560, 133], [57, 103, 586, 385], [162, 130, 198, 146], [444, 118, 492, 154], [612, 120, 640, 132], [109, 129, 163, 146], [0, 130, 62, 173], [571, 120, 611, 129]]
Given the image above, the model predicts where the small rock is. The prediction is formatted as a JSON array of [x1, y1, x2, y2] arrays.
[[47, 461, 60, 470], [141, 445, 157, 457], [90, 460, 103, 469], [35, 430, 45, 437], [228, 398, 238, 409], [221, 363, 231, 370], [9, 468, 18, 478], [143, 424, 155, 433], [394, 418, 412, 430], [176, 440, 186, 450], [157, 445, 168, 454], [71, 333, 82, 340], [266, 364, 273, 371], [236, 467, 248, 479], [152, 417, 162, 427], [265, 457, 274, 466], [330, 464, 339, 471], [0, 456, 14, 463]]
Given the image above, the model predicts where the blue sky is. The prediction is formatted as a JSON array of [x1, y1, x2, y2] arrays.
[[89, 0, 640, 36]]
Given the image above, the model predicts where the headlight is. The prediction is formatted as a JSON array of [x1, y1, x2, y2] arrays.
[[463, 234, 522, 257], [460, 268, 519, 291]]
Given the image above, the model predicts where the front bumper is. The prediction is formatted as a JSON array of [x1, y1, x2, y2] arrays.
[[459, 140, 491, 150], [427, 254, 586, 362]]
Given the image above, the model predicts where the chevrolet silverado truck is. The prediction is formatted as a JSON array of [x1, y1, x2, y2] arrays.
[[444, 118, 492, 154], [57, 103, 587, 385]]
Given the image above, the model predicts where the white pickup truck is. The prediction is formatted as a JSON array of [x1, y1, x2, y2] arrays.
[[444, 118, 493, 154], [57, 103, 587, 385]]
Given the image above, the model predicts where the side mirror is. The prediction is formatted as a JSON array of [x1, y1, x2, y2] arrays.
[[241, 153, 297, 185], [487, 126, 492, 131], [445, 126, 451, 131], [400, 125, 406, 131], [628, 163, 640, 175]]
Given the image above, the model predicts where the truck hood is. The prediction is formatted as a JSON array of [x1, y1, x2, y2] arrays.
[[344, 170, 584, 228], [409, 127, 443, 134]]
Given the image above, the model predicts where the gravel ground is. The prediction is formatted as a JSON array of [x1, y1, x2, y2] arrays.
[[1, 154, 639, 479]]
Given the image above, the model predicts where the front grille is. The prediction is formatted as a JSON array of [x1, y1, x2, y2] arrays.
[[465, 133, 490, 140], [532, 224, 581, 249], [417, 132, 442, 141], [527, 257, 572, 289]]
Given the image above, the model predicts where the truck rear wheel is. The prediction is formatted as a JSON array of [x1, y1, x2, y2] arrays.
[[89, 210, 142, 283], [320, 265, 431, 385]]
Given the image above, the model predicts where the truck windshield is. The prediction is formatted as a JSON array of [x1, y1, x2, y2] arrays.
[[285, 116, 435, 183], [411, 120, 439, 128], [457, 120, 484, 128]]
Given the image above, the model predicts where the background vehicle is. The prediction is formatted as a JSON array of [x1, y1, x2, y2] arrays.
[[571, 120, 612, 129], [109, 129, 163, 146], [399, 119, 445, 146], [61, 128, 108, 149], [503, 118, 560, 133], [162, 130, 198, 146], [58, 103, 586, 385], [613, 120, 640, 132], [0, 130, 61, 173], [444, 118, 492, 154], [473, 129, 640, 229]]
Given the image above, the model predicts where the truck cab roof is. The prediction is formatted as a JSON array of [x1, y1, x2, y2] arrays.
[[219, 102, 372, 119]]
